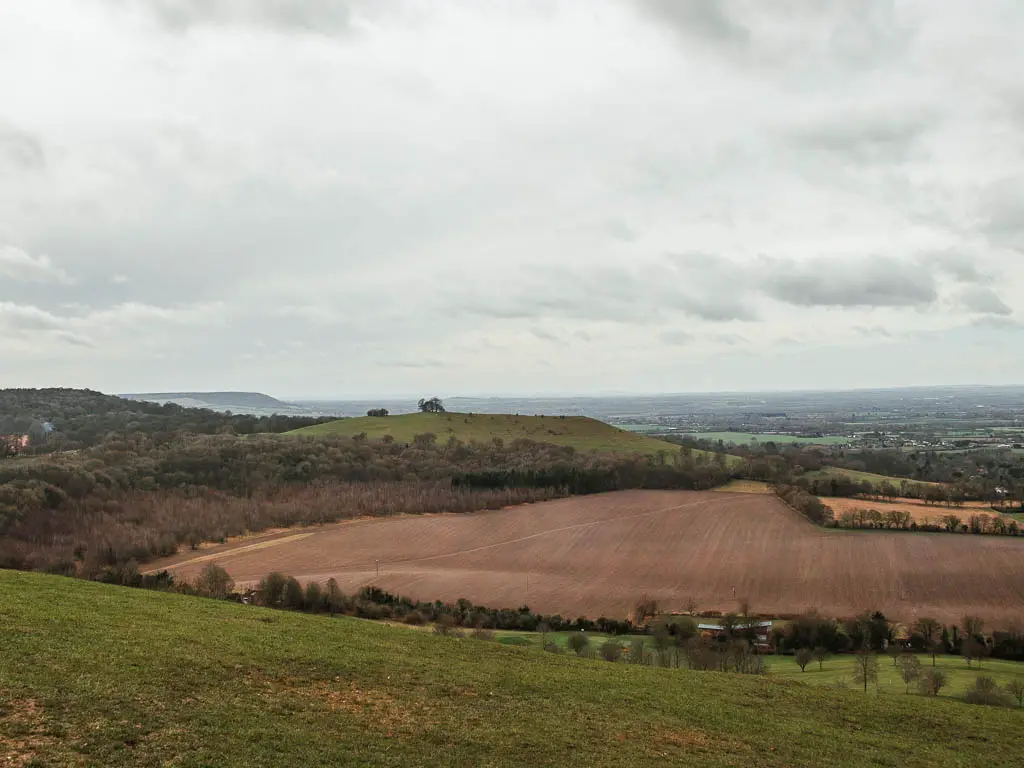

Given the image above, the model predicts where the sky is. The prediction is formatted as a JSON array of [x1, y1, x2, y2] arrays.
[[2, 0, 1024, 398]]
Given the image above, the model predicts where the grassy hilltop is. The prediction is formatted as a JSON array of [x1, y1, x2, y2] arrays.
[[2, 570, 1022, 767], [288, 411, 696, 457]]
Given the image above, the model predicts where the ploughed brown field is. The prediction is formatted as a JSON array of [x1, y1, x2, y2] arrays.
[[824, 495, 1008, 524], [152, 490, 1024, 626]]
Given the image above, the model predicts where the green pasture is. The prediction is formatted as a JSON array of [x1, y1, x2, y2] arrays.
[[687, 432, 853, 446], [2, 570, 1022, 766], [287, 411, 738, 462]]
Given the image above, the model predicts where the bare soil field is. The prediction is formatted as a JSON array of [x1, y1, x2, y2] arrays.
[[152, 490, 1024, 626], [824, 496, 1007, 524]]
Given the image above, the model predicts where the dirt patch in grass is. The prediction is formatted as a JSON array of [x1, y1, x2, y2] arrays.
[[0, 699, 56, 768]]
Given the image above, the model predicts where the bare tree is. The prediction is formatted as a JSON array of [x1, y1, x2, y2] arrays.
[[1004, 679, 1024, 707], [898, 654, 922, 693], [887, 642, 902, 667], [795, 648, 814, 672], [962, 615, 984, 640], [919, 669, 948, 696], [814, 646, 827, 671], [194, 562, 234, 599], [852, 652, 879, 693], [913, 617, 942, 666]]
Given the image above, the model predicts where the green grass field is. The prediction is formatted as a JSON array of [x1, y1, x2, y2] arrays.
[[687, 432, 853, 446], [288, 412, 706, 458], [3, 570, 1022, 767], [803, 467, 941, 490], [768, 653, 1024, 699]]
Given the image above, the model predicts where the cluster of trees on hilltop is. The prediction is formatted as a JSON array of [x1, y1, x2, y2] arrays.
[[0, 388, 328, 452]]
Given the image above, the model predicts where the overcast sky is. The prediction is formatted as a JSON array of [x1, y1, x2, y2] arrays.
[[2, 1, 1023, 398]]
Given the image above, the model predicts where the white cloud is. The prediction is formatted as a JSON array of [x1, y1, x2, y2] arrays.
[[0, 246, 72, 284]]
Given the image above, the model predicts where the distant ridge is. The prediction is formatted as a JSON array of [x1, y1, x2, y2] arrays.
[[121, 391, 300, 413]]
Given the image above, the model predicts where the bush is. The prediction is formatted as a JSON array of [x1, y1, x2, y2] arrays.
[[918, 669, 948, 696], [964, 676, 1011, 707], [795, 648, 813, 672], [600, 640, 623, 662], [433, 614, 457, 636], [568, 632, 590, 656], [257, 571, 288, 608], [193, 563, 234, 599], [404, 610, 425, 626], [471, 627, 495, 641]]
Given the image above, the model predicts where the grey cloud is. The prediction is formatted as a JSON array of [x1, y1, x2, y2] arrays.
[[969, 316, 1024, 331], [0, 123, 44, 170], [792, 111, 932, 165], [603, 219, 637, 243], [758, 255, 937, 308], [572, 330, 592, 343], [979, 178, 1024, 252], [958, 286, 1012, 316], [635, 0, 749, 48], [455, 261, 757, 325], [921, 251, 986, 283], [0, 246, 72, 284], [380, 359, 444, 369], [659, 330, 693, 346], [53, 331, 98, 348], [530, 327, 561, 342], [110, 0, 355, 33], [0, 303, 65, 331], [854, 326, 893, 339]]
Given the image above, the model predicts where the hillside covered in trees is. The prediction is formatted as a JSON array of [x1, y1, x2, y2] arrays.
[[0, 388, 327, 451]]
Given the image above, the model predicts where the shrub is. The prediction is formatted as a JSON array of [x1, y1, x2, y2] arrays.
[[193, 563, 234, 599], [471, 627, 495, 641], [600, 640, 623, 662], [795, 648, 813, 672], [433, 614, 457, 636], [918, 669, 948, 696], [964, 676, 1011, 707], [257, 571, 288, 608], [404, 610, 425, 626], [1004, 679, 1024, 707], [567, 632, 590, 656]]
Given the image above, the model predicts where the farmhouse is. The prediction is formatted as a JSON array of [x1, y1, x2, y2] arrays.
[[698, 621, 774, 646]]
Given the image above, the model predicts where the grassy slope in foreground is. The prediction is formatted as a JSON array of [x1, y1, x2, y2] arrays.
[[2, 571, 1022, 768], [289, 411, 700, 458]]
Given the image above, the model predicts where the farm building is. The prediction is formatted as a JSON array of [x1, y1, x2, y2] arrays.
[[698, 621, 774, 646]]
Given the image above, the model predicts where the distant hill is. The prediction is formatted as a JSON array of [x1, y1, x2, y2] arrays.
[[0, 388, 325, 451], [2, 570, 1021, 767], [288, 411, 719, 458], [122, 391, 300, 413]]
